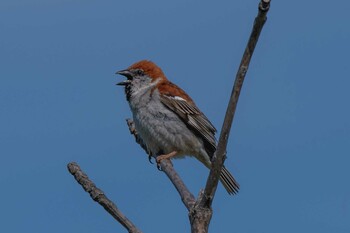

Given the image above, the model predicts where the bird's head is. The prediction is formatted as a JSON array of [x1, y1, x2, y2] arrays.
[[116, 60, 167, 100]]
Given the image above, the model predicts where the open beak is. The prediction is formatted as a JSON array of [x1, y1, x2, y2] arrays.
[[116, 69, 133, 86]]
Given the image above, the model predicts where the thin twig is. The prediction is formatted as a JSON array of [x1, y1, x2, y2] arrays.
[[67, 162, 142, 233], [126, 118, 196, 210], [159, 159, 196, 210], [188, 1, 272, 231], [201, 0, 271, 207]]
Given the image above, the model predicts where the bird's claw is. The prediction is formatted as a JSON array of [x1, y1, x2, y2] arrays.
[[148, 155, 154, 164], [155, 151, 177, 171], [156, 162, 162, 171]]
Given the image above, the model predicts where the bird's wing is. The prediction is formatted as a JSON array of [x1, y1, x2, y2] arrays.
[[158, 82, 217, 157]]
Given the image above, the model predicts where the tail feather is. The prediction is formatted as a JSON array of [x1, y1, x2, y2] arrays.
[[220, 166, 239, 195]]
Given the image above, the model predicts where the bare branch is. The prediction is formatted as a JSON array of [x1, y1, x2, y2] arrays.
[[189, 191, 212, 233], [67, 162, 142, 233], [187, 1, 272, 231], [126, 118, 196, 211], [201, 0, 271, 207], [159, 159, 196, 210]]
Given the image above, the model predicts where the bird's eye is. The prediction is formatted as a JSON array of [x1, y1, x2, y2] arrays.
[[136, 69, 144, 76]]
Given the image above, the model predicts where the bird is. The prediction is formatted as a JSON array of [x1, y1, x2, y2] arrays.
[[116, 60, 239, 195]]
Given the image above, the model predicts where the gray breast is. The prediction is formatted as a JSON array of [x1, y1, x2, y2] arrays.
[[130, 90, 204, 157]]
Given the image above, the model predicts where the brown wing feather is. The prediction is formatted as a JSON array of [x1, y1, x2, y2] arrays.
[[157, 81, 240, 195], [158, 82, 217, 158]]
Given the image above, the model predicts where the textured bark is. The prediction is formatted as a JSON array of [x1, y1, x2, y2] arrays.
[[67, 162, 142, 233], [201, 0, 271, 207], [192, 1, 272, 231], [159, 159, 196, 210], [189, 191, 213, 233]]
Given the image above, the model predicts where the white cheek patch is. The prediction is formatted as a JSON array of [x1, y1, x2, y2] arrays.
[[132, 77, 161, 96]]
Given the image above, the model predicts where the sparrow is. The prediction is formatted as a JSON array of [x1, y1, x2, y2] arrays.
[[116, 60, 239, 195]]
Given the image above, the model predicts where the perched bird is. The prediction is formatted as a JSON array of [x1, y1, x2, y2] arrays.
[[116, 60, 239, 194]]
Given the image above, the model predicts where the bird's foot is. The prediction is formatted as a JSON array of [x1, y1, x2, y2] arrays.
[[156, 151, 177, 170], [148, 154, 154, 164]]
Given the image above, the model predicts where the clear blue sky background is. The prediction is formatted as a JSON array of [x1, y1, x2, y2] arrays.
[[1, 0, 349, 232]]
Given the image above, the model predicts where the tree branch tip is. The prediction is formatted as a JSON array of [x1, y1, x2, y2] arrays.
[[67, 161, 143, 233], [259, 0, 271, 12], [67, 162, 79, 173]]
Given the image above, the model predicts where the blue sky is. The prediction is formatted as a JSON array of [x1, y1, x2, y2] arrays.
[[1, 0, 350, 232]]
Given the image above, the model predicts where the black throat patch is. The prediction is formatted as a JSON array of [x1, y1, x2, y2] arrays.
[[124, 83, 132, 101]]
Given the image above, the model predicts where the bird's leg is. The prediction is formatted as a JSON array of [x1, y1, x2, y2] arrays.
[[156, 151, 177, 163], [156, 151, 177, 170]]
